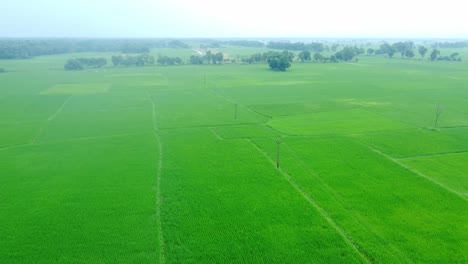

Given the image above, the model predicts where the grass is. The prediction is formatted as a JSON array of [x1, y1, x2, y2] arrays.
[[1, 47, 467, 263], [400, 153, 468, 197]]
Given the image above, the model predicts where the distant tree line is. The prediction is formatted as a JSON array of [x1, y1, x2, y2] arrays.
[[111, 54, 155, 67], [157, 55, 183, 66], [64, 57, 107, 71], [0, 39, 191, 59], [429, 49, 461, 61], [244, 46, 359, 65], [222, 40, 265, 48], [189, 50, 224, 65], [432, 41, 468, 49], [368, 41, 462, 61], [267, 41, 326, 52]]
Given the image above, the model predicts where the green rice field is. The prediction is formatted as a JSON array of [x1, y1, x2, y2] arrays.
[[1, 51, 467, 263]]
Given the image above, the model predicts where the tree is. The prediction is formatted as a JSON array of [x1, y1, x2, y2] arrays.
[[450, 52, 460, 61], [282, 51, 295, 62], [204, 50, 213, 64], [392, 41, 412, 57], [405, 49, 415, 58], [335, 46, 356, 61], [366, 48, 374, 56], [418, 46, 428, 59], [380, 43, 395, 58], [64, 59, 84, 70], [430, 49, 440, 61], [189, 55, 203, 65], [266, 52, 291, 71], [212, 52, 224, 64], [298, 50, 311, 62], [0, 68, 5, 73], [313, 52, 326, 62]]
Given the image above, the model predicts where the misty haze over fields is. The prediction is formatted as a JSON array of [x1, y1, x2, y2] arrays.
[[2, 0, 468, 38]]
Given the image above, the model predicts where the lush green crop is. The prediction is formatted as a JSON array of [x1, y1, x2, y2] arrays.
[[1, 48, 467, 263]]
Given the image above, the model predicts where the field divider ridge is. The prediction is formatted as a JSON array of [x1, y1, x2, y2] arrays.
[[279, 141, 411, 262], [349, 136, 467, 201], [146, 89, 165, 262], [31, 95, 73, 144], [246, 139, 372, 264]]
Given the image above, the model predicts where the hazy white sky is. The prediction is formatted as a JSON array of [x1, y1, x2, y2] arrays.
[[2, 0, 468, 38]]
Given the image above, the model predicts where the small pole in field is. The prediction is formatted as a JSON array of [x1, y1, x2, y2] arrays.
[[234, 103, 238, 120], [276, 140, 281, 169], [434, 102, 443, 128]]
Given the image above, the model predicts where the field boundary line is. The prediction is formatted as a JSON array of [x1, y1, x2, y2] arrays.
[[246, 139, 371, 264], [209, 128, 223, 140], [31, 95, 73, 143], [397, 150, 468, 160], [0, 143, 33, 151], [147, 89, 165, 262], [159, 122, 267, 131], [350, 137, 467, 201], [146, 90, 159, 131], [154, 133, 166, 264], [279, 141, 411, 262]]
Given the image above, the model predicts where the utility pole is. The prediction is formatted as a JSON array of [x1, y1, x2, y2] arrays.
[[234, 104, 238, 120], [434, 103, 443, 128], [276, 140, 281, 169]]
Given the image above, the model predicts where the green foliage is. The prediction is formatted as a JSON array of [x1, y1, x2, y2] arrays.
[[168, 40, 190, 49], [379, 43, 395, 58], [157, 55, 183, 66], [189, 55, 204, 65], [313, 52, 326, 62], [430, 49, 440, 61], [64, 57, 107, 70], [111, 54, 155, 67], [298, 50, 311, 62], [418, 45, 428, 58], [64, 59, 84, 70], [0, 39, 167, 59], [267, 41, 325, 52], [2, 50, 468, 263], [0, 68, 5, 73], [120, 43, 150, 53], [266, 51, 291, 71], [405, 49, 415, 58], [212, 52, 224, 64], [334, 46, 356, 61]]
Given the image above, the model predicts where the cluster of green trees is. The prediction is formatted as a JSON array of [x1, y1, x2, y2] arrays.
[[223, 40, 264, 48], [120, 43, 151, 54], [375, 41, 415, 58], [244, 47, 359, 67], [370, 42, 461, 61], [266, 51, 292, 71], [0, 39, 190, 59], [0, 68, 5, 73], [242, 51, 292, 64], [429, 49, 461, 61], [64, 58, 107, 71], [267, 41, 326, 52], [189, 51, 224, 65], [111, 54, 155, 67], [432, 41, 468, 49], [157, 55, 183, 66], [168, 40, 190, 49]]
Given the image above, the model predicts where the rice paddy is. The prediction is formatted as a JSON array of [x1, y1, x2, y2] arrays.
[[0, 51, 467, 263]]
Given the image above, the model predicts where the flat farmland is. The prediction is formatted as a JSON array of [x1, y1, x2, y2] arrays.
[[0, 53, 467, 263]]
